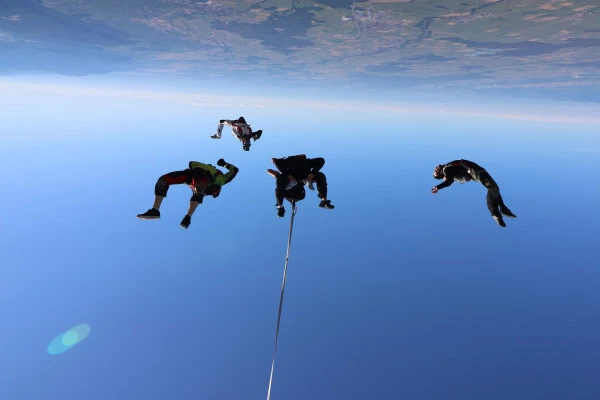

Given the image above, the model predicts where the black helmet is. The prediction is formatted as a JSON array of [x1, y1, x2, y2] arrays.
[[206, 184, 221, 198], [237, 116, 247, 124]]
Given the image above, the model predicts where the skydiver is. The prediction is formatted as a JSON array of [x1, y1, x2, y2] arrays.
[[137, 159, 238, 229], [267, 154, 334, 218], [210, 116, 263, 151], [431, 159, 516, 227]]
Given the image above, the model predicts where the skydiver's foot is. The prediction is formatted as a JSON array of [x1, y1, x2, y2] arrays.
[[253, 130, 262, 141], [319, 200, 334, 210], [277, 207, 285, 218], [267, 168, 279, 177], [492, 216, 506, 227], [180, 215, 191, 229], [501, 209, 517, 218], [211, 134, 220, 139], [137, 208, 160, 219]]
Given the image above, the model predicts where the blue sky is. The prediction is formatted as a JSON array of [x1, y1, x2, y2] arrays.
[[1, 81, 599, 399]]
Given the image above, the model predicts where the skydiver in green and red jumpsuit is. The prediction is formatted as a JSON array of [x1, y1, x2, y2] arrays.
[[137, 159, 238, 229]]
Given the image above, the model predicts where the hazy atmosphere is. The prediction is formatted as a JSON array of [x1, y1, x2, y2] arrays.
[[1, 1, 599, 400]]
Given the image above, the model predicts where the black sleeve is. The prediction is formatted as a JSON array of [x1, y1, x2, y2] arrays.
[[435, 178, 454, 190]]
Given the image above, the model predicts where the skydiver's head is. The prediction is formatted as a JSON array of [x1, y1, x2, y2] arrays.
[[242, 139, 251, 151], [206, 184, 221, 198], [238, 116, 247, 124], [433, 165, 445, 179]]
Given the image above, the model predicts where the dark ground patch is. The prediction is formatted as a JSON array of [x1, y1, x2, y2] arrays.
[[439, 37, 600, 57], [222, 6, 323, 55]]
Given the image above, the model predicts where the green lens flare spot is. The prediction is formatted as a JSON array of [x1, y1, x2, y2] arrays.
[[62, 331, 79, 346], [47, 324, 91, 355]]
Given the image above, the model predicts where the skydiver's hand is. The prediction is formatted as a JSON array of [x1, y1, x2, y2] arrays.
[[277, 207, 285, 218], [431, 187, 439, 194], [217, 158, 226, 167], [219, 119, 225, 123]]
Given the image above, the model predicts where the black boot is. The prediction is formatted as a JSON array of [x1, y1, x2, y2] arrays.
[[319, 200, 334, 210], [137, 208, 160, 219], [180, 215, 191, 229]]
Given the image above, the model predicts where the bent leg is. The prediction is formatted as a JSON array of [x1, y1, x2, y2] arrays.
[[486, 188, 505, 227], [187, 200, 201, 216], [313, 171, 328, 200], [478, 170, 516, 219], [212, 121, 228, 138], [275, 174, 288, 206], [155, 170, 189, 197], [470, 168, 495, 188], [498, 194, 517, 218], [138, 170, 188, 219]]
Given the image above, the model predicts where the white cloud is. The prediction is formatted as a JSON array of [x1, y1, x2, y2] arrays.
[[1, 15, 21, 21]]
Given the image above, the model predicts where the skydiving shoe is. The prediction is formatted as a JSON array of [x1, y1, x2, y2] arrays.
[[253, 130, 263, 141], [319, 200, 335, 210], [501, 209, 517, 218], [180, 215, 191, 229], [210, 134, 221, 139], [137, 208, 160, 219], [267, 168, 280, 178], [492, 215, 506, 227]]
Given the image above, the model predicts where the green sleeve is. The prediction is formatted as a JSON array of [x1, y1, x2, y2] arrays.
[[213, 163, 239, 186]]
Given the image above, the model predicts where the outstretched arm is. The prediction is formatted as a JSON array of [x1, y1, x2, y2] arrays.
[[432, 176, 454, 193]]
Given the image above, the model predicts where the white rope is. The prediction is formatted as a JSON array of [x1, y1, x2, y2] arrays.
[[266, 202, 298, 400]]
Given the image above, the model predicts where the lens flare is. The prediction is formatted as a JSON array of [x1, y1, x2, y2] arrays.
[[47, 324, 91, 355]]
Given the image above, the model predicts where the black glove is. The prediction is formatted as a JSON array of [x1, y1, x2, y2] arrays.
[[277, 207, 285, 218], [217, 158, 226, 167]]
